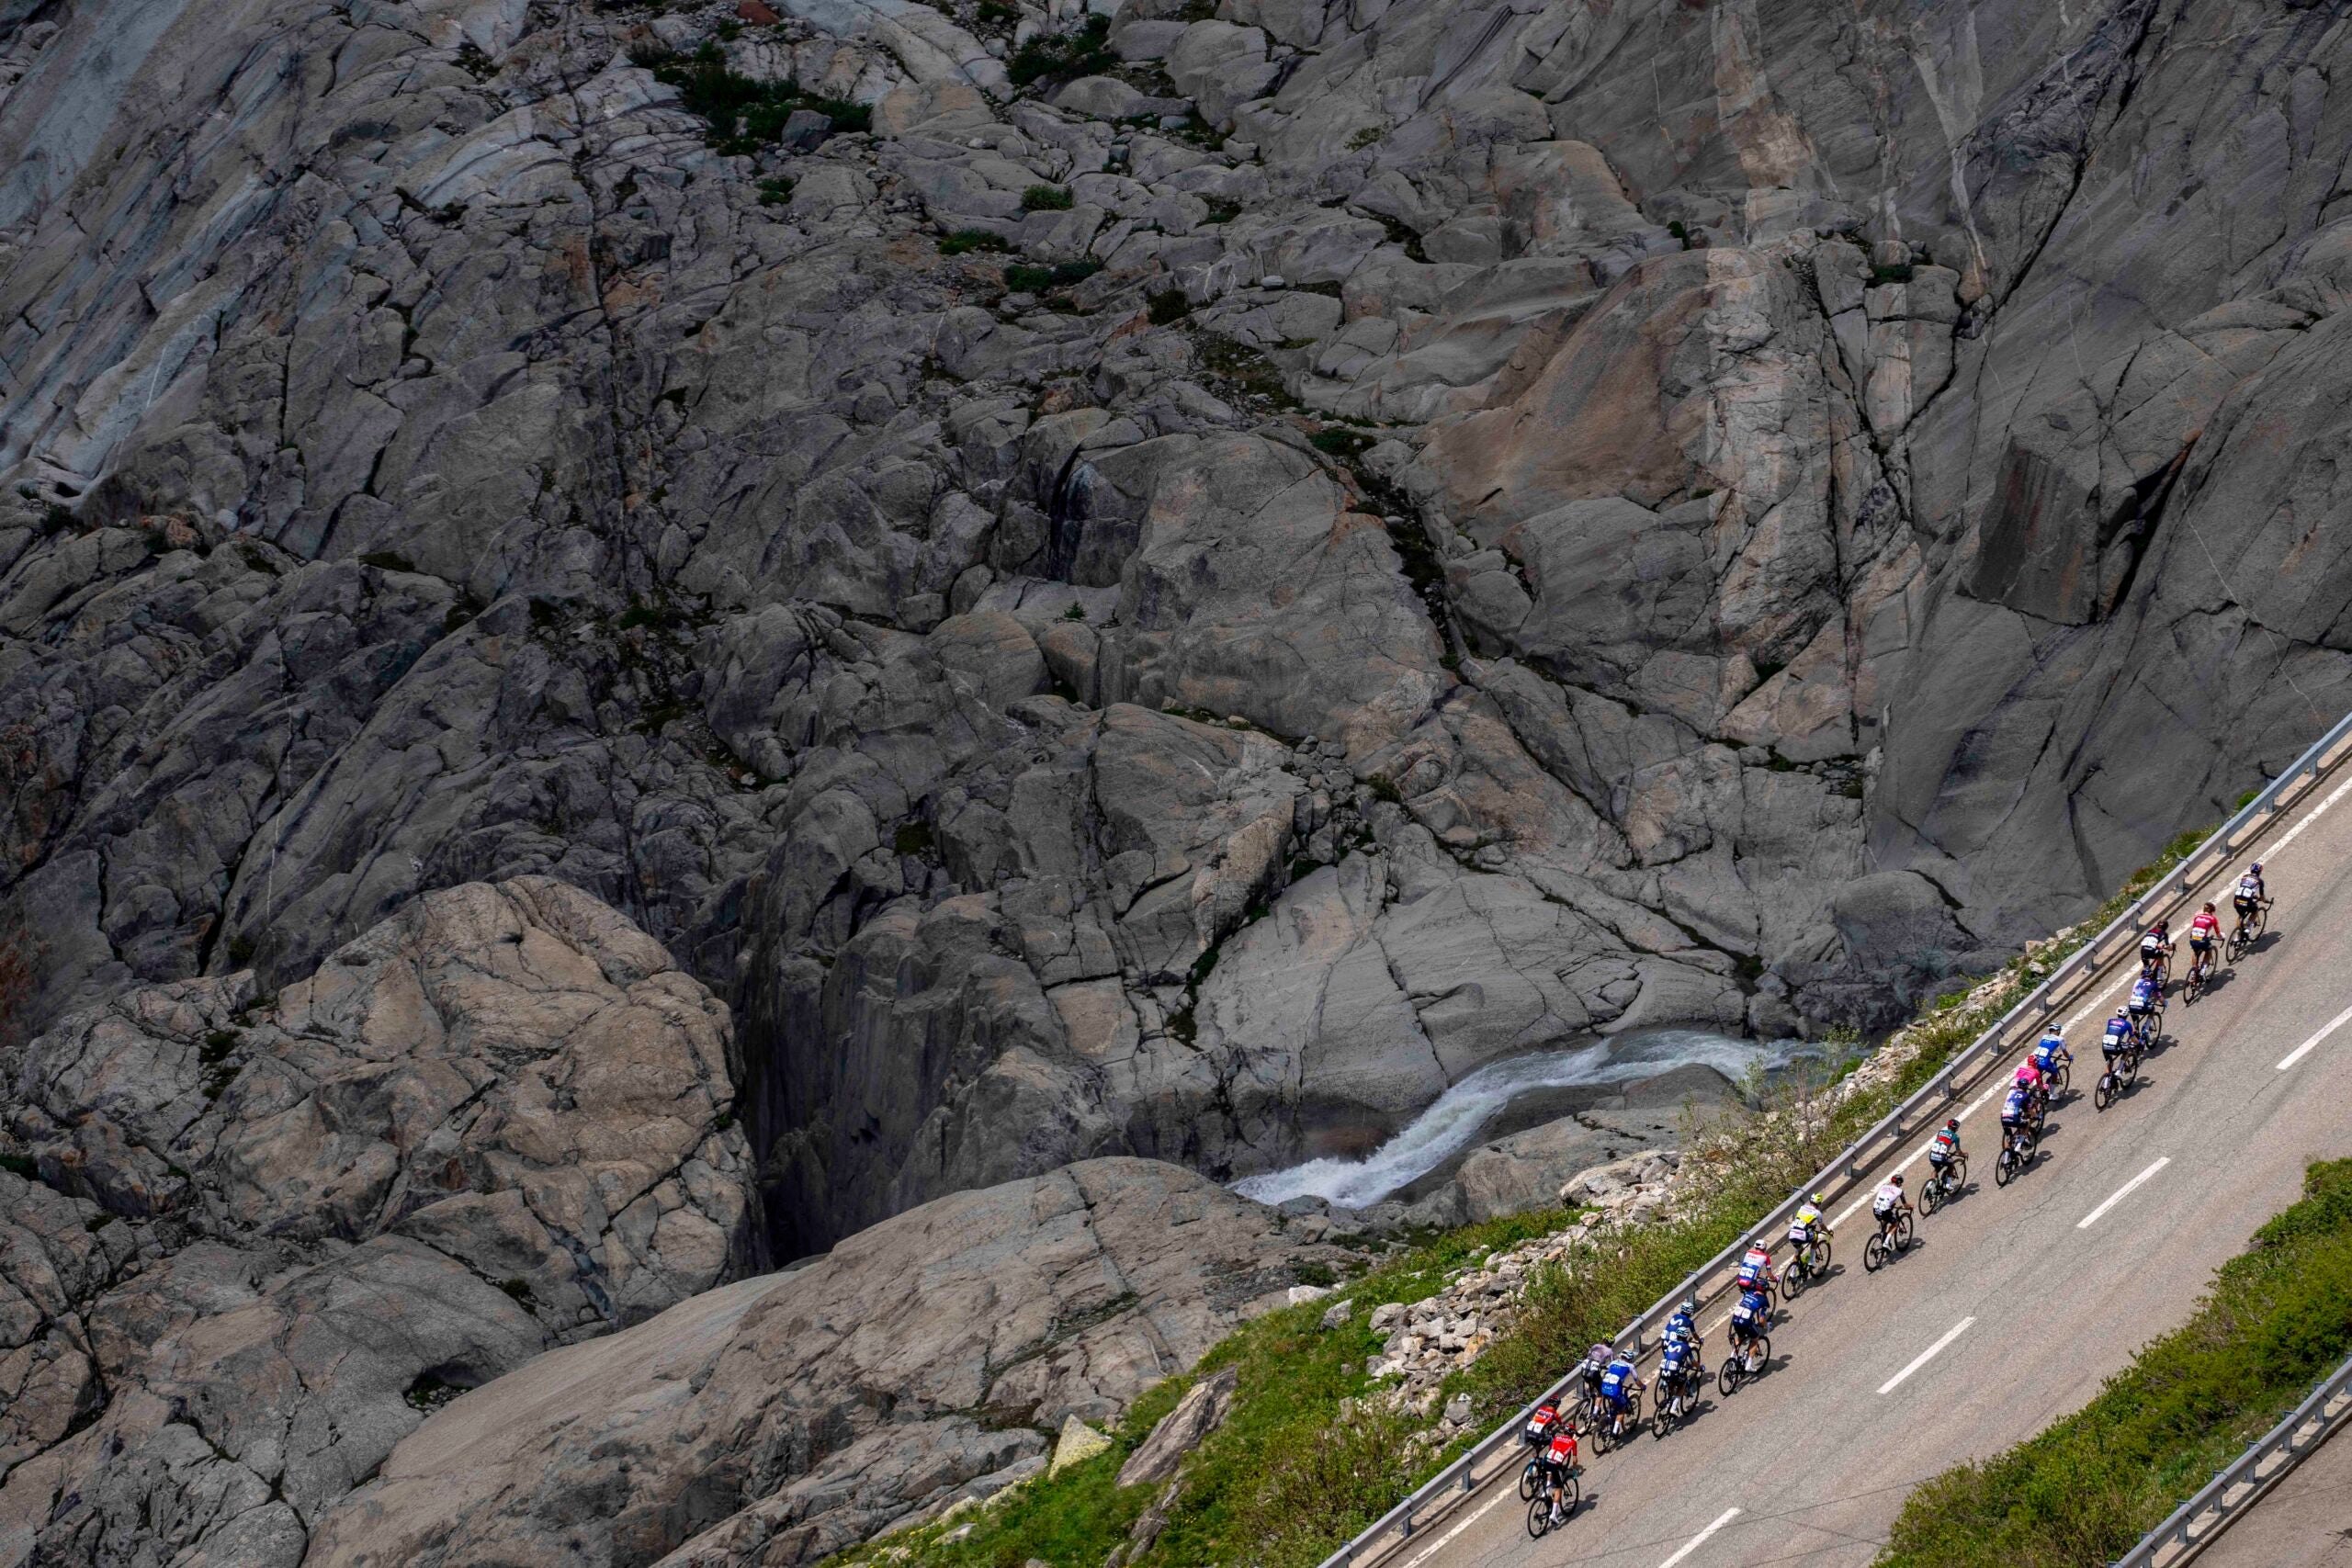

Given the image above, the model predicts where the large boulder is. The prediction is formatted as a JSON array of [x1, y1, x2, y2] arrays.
[[0, 880, 760, 1568], [303, 1157, 1349, 1567]]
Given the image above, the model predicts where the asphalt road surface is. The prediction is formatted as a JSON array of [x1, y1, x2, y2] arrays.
[[1403, 772, 2352, 1568]]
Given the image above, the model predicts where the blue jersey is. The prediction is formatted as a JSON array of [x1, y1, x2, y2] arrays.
[[1660, 1341, 1690, 1378], [1665, 1310, 1696, 1343], [1730, 1289, 1769, 1328], [2033, 1036, 2065, 1070], [2105, 1016, 2134, 1048], [2003, 1086, 2031, 1121], [1600, 1359, 1636, 1404], [2130, 977, 2158, 1011]]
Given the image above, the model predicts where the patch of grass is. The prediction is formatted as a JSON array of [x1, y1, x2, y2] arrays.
[[630, 41, 868, 154], [976, 0, 1014, 21], [1003, 259, 1102, 295], [1880, 1159, 2352, 1568], [939, 228, 1012, 255], [496, 1277, 537, 1306], [1310, 427, 1374, 459], [842, 1209, 1573, 1568], [1146, 288, 1192, 325], [1061, 602, 1088, 621], [1022, 184, 1074, 211], [1346, 126, 1383, 151], [757, 176, 795, 206], [1007, 15, 1114, 89]]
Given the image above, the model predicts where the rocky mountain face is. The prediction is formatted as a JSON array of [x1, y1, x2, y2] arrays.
[[6, 0, 2352, 1272]]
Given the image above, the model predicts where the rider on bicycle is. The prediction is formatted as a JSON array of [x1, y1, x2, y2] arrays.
[[1534, 1424, 1578, 1522], [1598, 1353, 1645, 1430], [1736, 1239, 1776, 1297], [1577, 1341, 1612, 1406], [2000, 1081, 2036, 1152], [1664, 1296, 1701, 1354], [2140, 918, 2175, 979], [2187, 901, 2222, 980], [2127, 972, 2162, 1043], [1871, 1172, 1912, 1233], [2103, 1008, 2140, 1067], [1727, 1283, 1770, 1363], [2234, 863, 2267, 935], [1657, 1330, 1701, 1407], [1928, 1118, 1964, 1188], [2031, 1025, 2071, 1081], [1789, 1192, 1830, 1258]]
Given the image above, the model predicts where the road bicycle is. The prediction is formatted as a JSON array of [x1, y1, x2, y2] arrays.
[[2183, 947, 2212, 1004], [1993, 1121, 2040, 1185], [2228, 899, 2270, 962], [1651, 1359, 1702, 1439], [1779, 1234, 1833, 1300], [1516, 1404, 1564, 1498], [1921, 1155, 1968, 1214], [2094, 1043, 2143, 1111], [2040, 1058, 2072, 1100], [1716, 1332, 1771, 1396], [1862, 1209, 1915, 1271], [1524, 1464, 1579, 1539], [1590, 1390, 1644, 1454]]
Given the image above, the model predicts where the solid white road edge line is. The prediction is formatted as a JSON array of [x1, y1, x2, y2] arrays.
[[1877, 1317, 1975, 1395], [1657, 1507, 1742, 1568], [2278, 1002, 2352, 1071], [2263, 769, 2352, 857], [2077, 1156, 2170, 1229], [1397, 1475, 1514, 1568]]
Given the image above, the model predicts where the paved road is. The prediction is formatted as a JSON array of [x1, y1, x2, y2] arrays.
[[1402, 771, 2352, 1568], [2197, 1416, 2352, 1568]]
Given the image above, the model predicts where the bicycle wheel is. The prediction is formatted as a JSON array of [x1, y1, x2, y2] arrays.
[[1718, 1357, 1741, 1397], [1519, 1458, 1538, 1501], [1527, 1494, 1552, 1540], [1922, 1176, 1944, 1215], [2184, 965, 2204, 1004], [1781, 1258, 1808, 1300], [2095, 1072, 2116, 1111], [2052, 1063, 2070, 1097], [1863, 1232, 1886, 1272], [1995, 1147, 2017, 1185], [1895, 1211, 1916, 1250], [1749, 1335, 1771, 1376]]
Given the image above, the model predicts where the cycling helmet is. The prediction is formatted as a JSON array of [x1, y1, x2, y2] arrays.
[[1888, 1172, 1904, 1186], [1945, 1118, 1960, 1132], [2251, 861, 2264, 874], [1682, 1295, 1698, 1315], [1810, 1191, 1825, 1206], [2152, 918, 2169, 933]]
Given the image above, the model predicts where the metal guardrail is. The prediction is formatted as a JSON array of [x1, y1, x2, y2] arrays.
[[2115, 1351, 2352, 1566], [1319, 705, 2352, 1568]]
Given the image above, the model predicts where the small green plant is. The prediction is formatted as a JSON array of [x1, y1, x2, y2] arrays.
[[1061, 602, 1088, 621], [454, 42, 498, 81], [1002, 258, 1101, 294], [1006, 14, 1114, 89], [1668, 219, 1694, 249], [715, 17, 741, 39], [976, 0, 1014, 19], [938, 228, 1011, 255], [1346, 126, 1383, 151], [756, 175, 794, 206], [496, 1278, 537, 1305], [404, 1373, 463, 1414], [1364, 773, 1403, 805], [1022, 184, 1075, 211], [1310, 427, 1373, 458], [1202, 197, 1241, 225], [630, 42, 869, 154], [1146, 288, 1192, 324]]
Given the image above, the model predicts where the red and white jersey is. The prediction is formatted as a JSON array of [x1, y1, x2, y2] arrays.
[[1545, 1431, 1577, 1466], [2190, 910, 2221, 939]]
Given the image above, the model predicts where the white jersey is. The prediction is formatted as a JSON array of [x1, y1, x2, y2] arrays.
[[1871, 1180, 1905, 1216], [2238, 874, 2263, 899]]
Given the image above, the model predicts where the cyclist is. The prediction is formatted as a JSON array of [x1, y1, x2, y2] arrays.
[[1664, 1295, 1701, 1354], [1657, 1330, 1701, 1415], [2233, 863, 2267, 938], [2031, 1024, 2072, 1083], [2140, 918, 2174, 980], [1598, 1351, 1645, 1437], [1788, 1192, 1829, 1258], [2127, 970, 2163, 1046], [2013, 1056, 2047, 1122], [2103, 1008, 2140, 1072], [1577, 1341, 1612, 1412], [2186, 901, 2222, 982], [1927, 1117, 1964, 1194], [1736, 1238, 1776, 1299], [1727, 1282, 1770, 1367], [1871, 1172, 1912, 1238], [2000, 1079, 2036, 1156], [1533, 1424, 1578, 1526], [1522, 1396, 1562, 1449]]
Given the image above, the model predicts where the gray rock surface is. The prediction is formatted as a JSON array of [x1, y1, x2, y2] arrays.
[[6, 0, 2352, 1461], [301, 1157, 1344, 1567], [0, 877, 759, 1568]]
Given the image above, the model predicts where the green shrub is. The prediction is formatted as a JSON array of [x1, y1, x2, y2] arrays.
[[1880, 1160, 2352, 1568], [1007, 15, 1114, 87], [938, 228, 1011, 254], [1002, 259, 1101, 294], [1022, 184, 1074, 211], [1146, 288, 1192, 324], [630, 42, 868, 154], [757, 176, 794, 205]]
